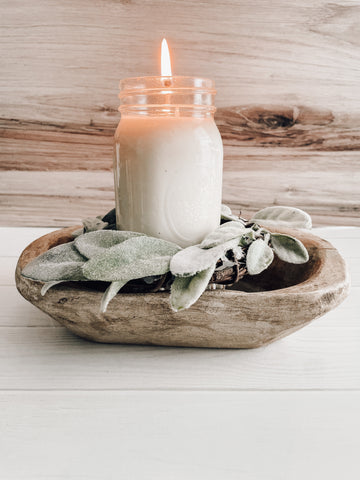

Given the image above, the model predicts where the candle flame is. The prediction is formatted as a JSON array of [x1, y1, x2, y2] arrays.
[[161, 38, 172, 76]]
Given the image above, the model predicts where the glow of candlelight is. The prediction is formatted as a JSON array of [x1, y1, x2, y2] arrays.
[[161, 38, 172, 77]]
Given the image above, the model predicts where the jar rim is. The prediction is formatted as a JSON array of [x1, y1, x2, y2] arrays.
[[119, 76, 216, 96]]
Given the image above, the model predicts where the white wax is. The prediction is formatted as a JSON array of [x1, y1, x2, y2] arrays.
[[114, 115, 223, 247]]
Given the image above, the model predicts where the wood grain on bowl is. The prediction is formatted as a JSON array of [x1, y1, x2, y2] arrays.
[[15, 226, 349, 348]]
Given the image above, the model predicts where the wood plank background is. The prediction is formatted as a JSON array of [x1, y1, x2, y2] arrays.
[[1, 0, 359, 227]]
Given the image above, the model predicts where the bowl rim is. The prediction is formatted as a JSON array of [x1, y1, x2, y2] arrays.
[[16, 225, 349, 299]]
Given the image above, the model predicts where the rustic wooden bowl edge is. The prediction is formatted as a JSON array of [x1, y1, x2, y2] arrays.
[[15, 226, 350, 348]]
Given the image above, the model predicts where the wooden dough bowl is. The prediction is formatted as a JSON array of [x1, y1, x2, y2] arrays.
[[15, 226, 349, 349]]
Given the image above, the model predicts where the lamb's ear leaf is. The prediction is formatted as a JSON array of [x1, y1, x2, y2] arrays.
[[232, 245, 245, 261], [270, 233, 309, 264], [170, 239, 238, 277], [74, 230, 145, 259], [71, 228, 84, 238], [239, 230, 257, 247], [41, 280, 66, 296], [82, 217, 108, 233], [82, 236, 181, 282], [170, 263, 216, 312], [221, 204, 232, 217], [221, 204, 245, 223], [246, 239, 274, 275], [100, 280, 127, 313], [21, 242, 87, 282], [251, 206, 312, 229], [200, 222, 249, 249]]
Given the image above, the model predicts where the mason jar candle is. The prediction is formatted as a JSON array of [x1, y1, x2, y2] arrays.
[[114, 60, 223, 248]]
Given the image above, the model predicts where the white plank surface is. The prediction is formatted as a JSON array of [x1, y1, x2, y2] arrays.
[[0, 226, 358, 391], [0, 305, 358, 390], [1, 226, 359, 478], [0, 391, 359, 480], [0, 227, 56, 256]]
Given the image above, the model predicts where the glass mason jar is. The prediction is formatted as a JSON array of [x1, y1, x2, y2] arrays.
[[114, 76, 223, 248]]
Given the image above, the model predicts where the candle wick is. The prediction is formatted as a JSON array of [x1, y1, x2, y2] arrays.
[[163, 78, 172, 88]]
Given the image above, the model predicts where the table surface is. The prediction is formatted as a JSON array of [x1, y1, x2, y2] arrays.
[[1, 226, 359, 480]]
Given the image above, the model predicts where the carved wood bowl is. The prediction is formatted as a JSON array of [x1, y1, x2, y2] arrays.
[[15, 226, 349, 348]]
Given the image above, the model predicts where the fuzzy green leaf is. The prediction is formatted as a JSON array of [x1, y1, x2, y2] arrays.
[[41, 280, 67, 296], [200, 221, 249, 249], [82, 216, 108, 233], [170, 263, 216, 312], [170, 238, 239, 277], [251, 206, 312, 229], [221, 204, 232, 217], [74, 230, 145, 259], [221, 204, 245, 223], [22, 242, 87, 282], [100, 281, 127, 313], [246, 239, 274, 275], [270, 233, 309, 264], [71, 228, 84, 238], [231, 245, 245, 261], [239, 230, 257, 247], [82, 236, 181, 282]]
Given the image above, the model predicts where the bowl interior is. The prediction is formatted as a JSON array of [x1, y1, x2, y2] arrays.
[[20, 227, 321, 295], [229, 251, 320, 292], [60, 249, 320, 295]]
